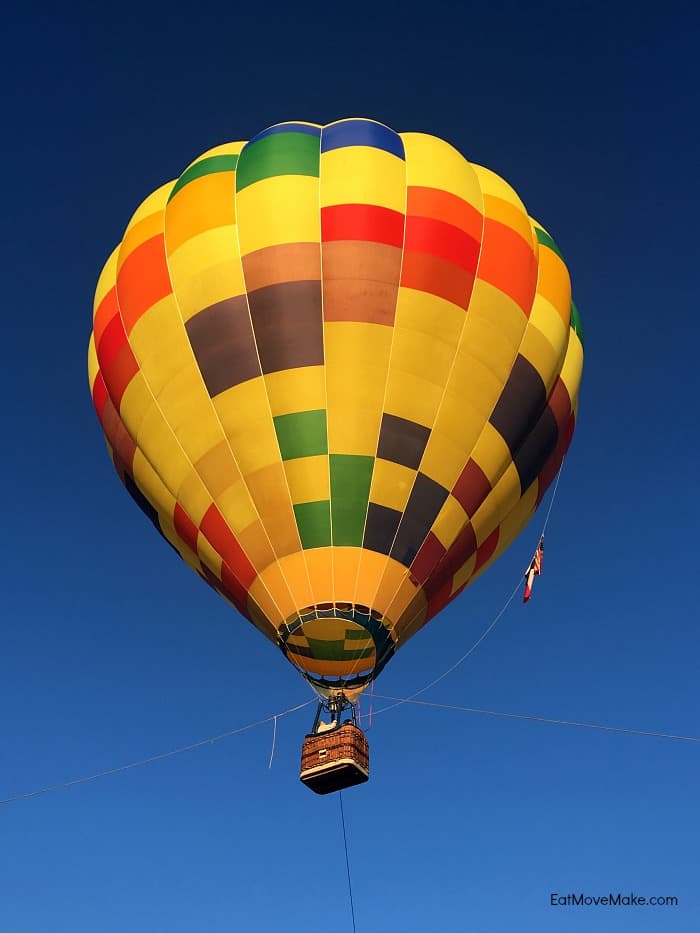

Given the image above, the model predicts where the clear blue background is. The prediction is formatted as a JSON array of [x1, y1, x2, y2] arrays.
[[3, 1, 698, 930]]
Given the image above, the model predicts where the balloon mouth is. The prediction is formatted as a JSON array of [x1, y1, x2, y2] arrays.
[[278, 602, 395, 696]]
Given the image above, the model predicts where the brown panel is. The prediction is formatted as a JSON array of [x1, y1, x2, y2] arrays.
[[452, 458, 492, 517], [391, 473, 449, 567], [363, 502, 403, 555], [322, 241, 402, 325], [489, 354, 547, 455], [185, 296, 261, 396], [247, 280, 324, 374], [242, 242, 321, 292], [377, 413, 430, 470]]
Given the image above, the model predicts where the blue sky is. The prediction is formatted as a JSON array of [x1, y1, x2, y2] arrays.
[[3, 1, 698, 930]]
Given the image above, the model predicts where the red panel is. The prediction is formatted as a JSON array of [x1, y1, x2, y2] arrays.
[[93, 287, 119, 348], [452, 459, 492, 517], [174, 503, 199, 553], [101, 396, 137, 470], [425, 579, 454, 621], [404, 216, 480, 274], [321, 204, 404, 248], [117, 235, 172, 334], [96, 312, 128, 374], [474, 527, 499, 572], [106, 343, 139, 408], [406, 186, 483, 240], [400, 250, 475, 308], [423, 523, 478, 600], [477, 219, 538, 315], [221, 561, 249, 610], [200, 504, 256, 588], [92, 371, 108, 420], [409, 532, 446, 587]]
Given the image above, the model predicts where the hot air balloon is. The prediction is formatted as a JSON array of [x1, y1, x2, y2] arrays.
[[88, 119, 583, 793]]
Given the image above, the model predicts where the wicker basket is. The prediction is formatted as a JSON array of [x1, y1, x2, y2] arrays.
[[299, 722, 369, 794]]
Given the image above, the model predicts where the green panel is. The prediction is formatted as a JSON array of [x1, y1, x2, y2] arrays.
[[306, 637, 374, 662], [534, 224, 564, 260], [235, 132, 320, 191], [345, 628, 373, 641], [330, 454, 374, 546], [570, 301, 585, 348], [168, 155, 239, 200], [274, 409, 327, 460], [294, 500, 331, 549]]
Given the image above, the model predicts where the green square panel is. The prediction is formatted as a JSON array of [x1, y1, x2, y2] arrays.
[[274, 409, 328, 460], [294, 500, 331, 549], [330, 454, 374, 546]]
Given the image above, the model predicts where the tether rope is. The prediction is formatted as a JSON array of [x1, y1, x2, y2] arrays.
[[370, 696, 700, 745], [339, 792, 357, 933], [0, 699, 314, 807]]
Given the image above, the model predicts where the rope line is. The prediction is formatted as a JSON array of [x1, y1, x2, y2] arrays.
[[339, 792, 357, 933], [0, 699, 314, 807], [268, 715, 278, 769], [372, 464, 566, 718], [371, 696, 700, 744]]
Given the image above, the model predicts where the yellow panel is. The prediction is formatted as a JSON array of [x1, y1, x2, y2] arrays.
[[355, 552, 410, 619], [245, 462, 300, 556], [452, 552, 477, 591], [131, 448, 174, 516], [284, 455, 329, 503], [529, 292, 569, 361], [248, 573, 288, 626], [303, 548, 334, 604], [174, 467, 215, 525], [369, 458, 415, 512], [400, 133, 482, 210], [373, 564, 419, 619], [383, 369, 442, 428], [459, 280, 526, 382], [165, 172, 236, 253], [186, 141, 247, 162], [471, 164, 528, 215], [395, 289, 464, 344], [87, 336, 99, 388], [167, 228, 245, 320], [419, 428, 469, 491], [158, 368, 226, 464], [326, 322, 392, 455], [537, 248, 572, 327], [269, 551, 315, 610], [470, 423, 513, 488], [432, 495, 468, 549], [213, 379, 280, 474], [195, 440, 242, 499], [134, 404, 192, 494], [482, 193, 533, 244], [471, 462, 522, 545], [118, 197, 167, 264], [118, 371, 152, 439], [519, 323, 560, 393], [560, 330, 584, 401], [386, 576, 424, 625], [257, 558, 308, 621], [332, 547, 362, 600], [215, 479, 258, 533], [320, 146, 406, 212], [93, 247, 119, 314], [236, 520, 276, 571], [236, 175, 320, 253], [264, 365, 326, 417], [122, 181, 173, 230]]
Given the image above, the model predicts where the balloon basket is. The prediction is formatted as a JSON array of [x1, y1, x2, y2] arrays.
[[300, 722, 369, 794], [299, 698, 369, 794]]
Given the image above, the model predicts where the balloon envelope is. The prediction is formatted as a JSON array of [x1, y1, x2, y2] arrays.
[[88, 119, 584, 698]]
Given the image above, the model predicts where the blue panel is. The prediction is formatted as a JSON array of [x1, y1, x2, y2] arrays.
[[249, 122, 322, 143], [321, 119, 405, 159]]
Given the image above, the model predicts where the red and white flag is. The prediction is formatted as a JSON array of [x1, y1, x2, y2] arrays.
[[523, 537, 544, 603]]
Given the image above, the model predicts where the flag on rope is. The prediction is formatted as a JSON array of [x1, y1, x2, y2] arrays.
[[523, 537, 544, 603]]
